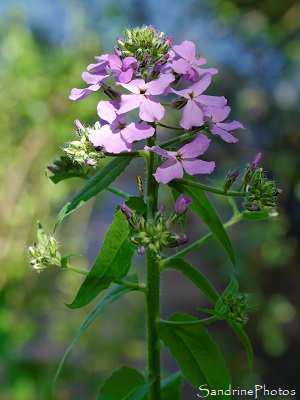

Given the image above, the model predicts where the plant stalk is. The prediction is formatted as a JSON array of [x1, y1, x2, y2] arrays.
[[145, 135, 161, 399]]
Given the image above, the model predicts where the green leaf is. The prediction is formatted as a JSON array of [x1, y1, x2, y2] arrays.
[[169, 180, 235, 267], [53, 275, 139, 387], [215, 275, 239, 312], [161, 258, 219, 305], [54, 156, 132, 231], [60, 252, 81, 269], [227, 320, 254, 370], [67, 208, 134, 308], [161, 371, 182, 400], [241, 210, 275, 221], [49, 171, 88, 184], [97, 366, 147, 400], [158, 313, 231, 397], [125, 196, 146, 216]]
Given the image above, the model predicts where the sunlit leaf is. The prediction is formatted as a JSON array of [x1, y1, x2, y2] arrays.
[[66, 208, 134, 308], [54, 156, 132, 231]]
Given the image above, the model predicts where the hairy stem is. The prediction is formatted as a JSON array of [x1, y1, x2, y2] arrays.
[[145, 134, 161, 399], [172, 178, 245, 197]]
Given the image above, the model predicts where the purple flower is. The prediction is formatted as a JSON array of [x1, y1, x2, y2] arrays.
[[203, 106, 245, 143], [108, 54, 137, 83], [117, 74, 175, 122], [145, 134, 215, 184], [175, 194, 192, 215], [88, 101, 155, 153], [172, 74, 227, 130], [69, 70, 110, 101], [172, 40, 218, 82]]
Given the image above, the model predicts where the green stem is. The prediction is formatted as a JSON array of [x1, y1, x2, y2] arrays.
[[105, 186, 131, 199], [160, 214, 242, 267], [160, 316, 219, 326], [145, 135, 161, 399], [173, 178, 245, 197], [156, 122, 184, 131]]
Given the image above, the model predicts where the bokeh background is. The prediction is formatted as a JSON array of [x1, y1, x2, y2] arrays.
[[0, 0, 299, 399]]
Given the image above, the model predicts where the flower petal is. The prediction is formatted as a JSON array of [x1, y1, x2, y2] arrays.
[[182, 159, 215, 175], [69, 88, 92, 101], [145, 146, 177, 160], [97, 100, 118, 124], [180, 134, 211, 158], [146, 74, 175, 95], [153, 159, 183, 184], [173, 40, 196, 62], [118, 93, 143, 114], [209, 124, 239, 143], [139, 96, 165, 122], [121, 123, 155, 143], [180, 100, 204, 129]]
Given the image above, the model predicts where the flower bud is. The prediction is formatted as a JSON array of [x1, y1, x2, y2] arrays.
[[250, 152, 262, 171], [175, 194, 192, 216], [120, 202, 133, 219], [74, 119, 84, 131], [223, 167, 239, 191], [170, 97, 188, 110]]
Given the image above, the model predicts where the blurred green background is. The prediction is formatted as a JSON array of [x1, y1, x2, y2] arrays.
[[0, 0, 299, 399]]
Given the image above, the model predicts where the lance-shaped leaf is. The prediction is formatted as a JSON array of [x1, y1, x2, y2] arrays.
[[158, 313, 231, 397], [161, 258, 219, 304], [97, 366, 151, 400], [53, 275, 139, 386], [67, 208, 134, 308], [54, 156, 132, 231], [161, 371, 182, 400], [169, 180, 235, 267]]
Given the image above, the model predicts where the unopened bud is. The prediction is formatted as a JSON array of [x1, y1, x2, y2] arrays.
[[74, 119, 84, 131], [170, 97, 188, 110], [250, 152, 262, 171], [175, 194, 192, 216], [223, 167, 239, 191]]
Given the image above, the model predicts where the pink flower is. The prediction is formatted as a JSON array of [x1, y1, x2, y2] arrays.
[[203, 106, 245, 143], [172, 40, 218, 82], [108, 54, 137, 83], [88, 101, 154, 153], [117, 74, 175, 122], [172, 74, 227, 130], [69, 56, 110, 101], [145, 134, 215, 184]]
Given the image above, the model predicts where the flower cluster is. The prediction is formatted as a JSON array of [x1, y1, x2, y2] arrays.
[[27, 223, 61, 272], [68, 25, 244, 184], [63, 120, 105, 166], [221, 292, 250, 325], [120, 194, 191, 259], [242, 153, 281, 211]]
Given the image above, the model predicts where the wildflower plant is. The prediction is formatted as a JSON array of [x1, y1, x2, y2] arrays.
[[28, 25, 281, 399]]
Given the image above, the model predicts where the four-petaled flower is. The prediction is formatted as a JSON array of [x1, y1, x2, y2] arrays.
[[108, 54, 137, 84], [69, 56, 110, 101], [203, 106, 245, 143], [117, 74, 175, 122], [88, 101, 155, 153], [145, 134, 215, 184], [172, 40, 218, 82], [172, 74, 227, 130]]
